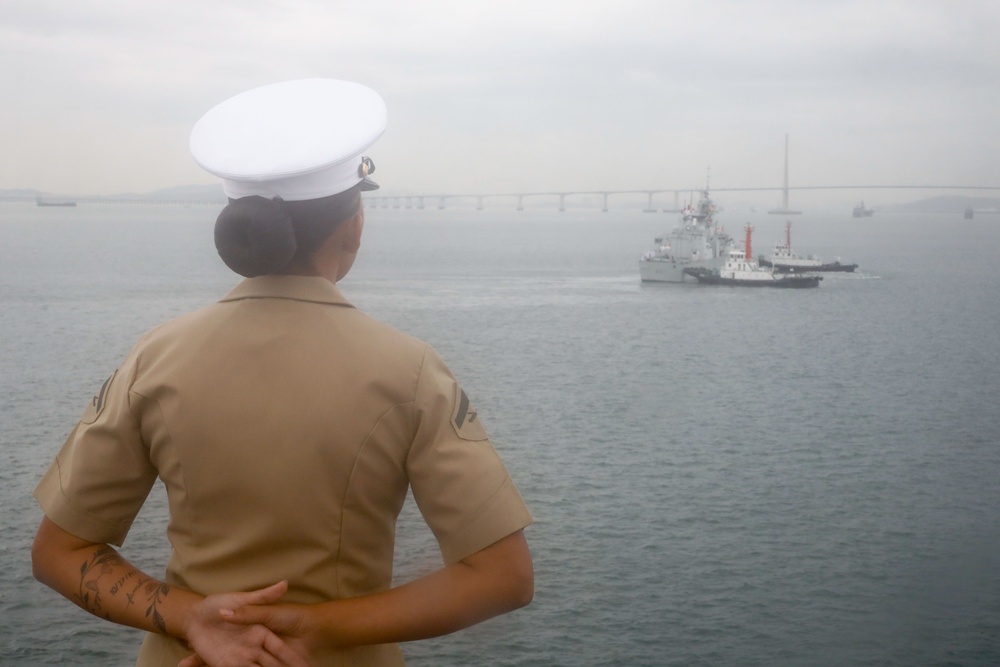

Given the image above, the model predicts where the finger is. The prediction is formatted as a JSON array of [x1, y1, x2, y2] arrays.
[[258, 651, 294, 667], [263, 632, 311, 667], [238, 633, 304, 667], [255, 652, 282, 667], [177, 654, 206, 667]]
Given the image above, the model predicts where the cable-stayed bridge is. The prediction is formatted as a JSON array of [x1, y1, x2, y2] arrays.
[[364, 185, 1000, 213], [4, 184, 997, 212]]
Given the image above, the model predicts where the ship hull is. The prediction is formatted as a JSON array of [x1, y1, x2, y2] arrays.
[[758, 258, 857, 273], [683, 267, 822, 288], [639, 256, 726, 283]]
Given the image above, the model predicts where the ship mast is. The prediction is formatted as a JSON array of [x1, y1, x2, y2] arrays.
[[782, 134, 789, 211]]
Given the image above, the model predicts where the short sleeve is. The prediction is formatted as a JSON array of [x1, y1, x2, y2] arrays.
[[406, 347, 533, 564], [33, 344, 157, 546]]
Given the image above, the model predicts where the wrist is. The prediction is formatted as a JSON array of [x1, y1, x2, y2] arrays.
[[168, 589, 207, 643], [309, 600, 351, 649]]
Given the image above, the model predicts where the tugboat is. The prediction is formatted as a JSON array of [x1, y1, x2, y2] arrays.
[[684, 224, 822, 288], [758, 221, 858, 273], [852, 201, 874, 218], [639, 189, 735, 282]]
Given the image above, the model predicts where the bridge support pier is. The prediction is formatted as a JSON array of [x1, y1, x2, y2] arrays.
[[517, 195, 524, 211], [558, 193, 566, 212], [643, 192, 656, 213], [602, 193, 609, 213]]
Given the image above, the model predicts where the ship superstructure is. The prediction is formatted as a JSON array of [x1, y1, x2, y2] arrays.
[[639, 190, 734, 283]]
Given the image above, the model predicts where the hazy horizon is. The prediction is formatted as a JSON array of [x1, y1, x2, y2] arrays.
[[7, 183, 999, 215], [3, 1, 998, 208]]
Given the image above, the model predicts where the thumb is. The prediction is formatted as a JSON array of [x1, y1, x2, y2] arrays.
[[219, 602, 278, 626], [247, 580, 289, 604], [218, 581, 288, 621], [226, 580, 289, 609]]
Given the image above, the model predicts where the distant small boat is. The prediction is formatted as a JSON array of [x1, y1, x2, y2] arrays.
[[852, 201, 874, 218], [36, 196, 77, 207]]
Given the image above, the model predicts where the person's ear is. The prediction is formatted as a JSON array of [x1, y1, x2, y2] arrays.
[[342, 210, 364, 252]]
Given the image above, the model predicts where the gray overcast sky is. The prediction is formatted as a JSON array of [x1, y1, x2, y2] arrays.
[[2, 0, 998, 205]]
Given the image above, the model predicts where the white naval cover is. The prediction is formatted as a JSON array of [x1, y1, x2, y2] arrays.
[[190, 78, 387, 200]]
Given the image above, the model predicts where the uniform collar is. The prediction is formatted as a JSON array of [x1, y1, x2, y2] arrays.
[[220, 275, 355, 308]]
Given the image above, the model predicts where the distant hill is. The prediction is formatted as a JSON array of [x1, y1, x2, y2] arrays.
[[889, 195, 1000, 214]]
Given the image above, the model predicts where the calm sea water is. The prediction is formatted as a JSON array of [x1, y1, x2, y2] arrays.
[[2, 201, 999, 666]]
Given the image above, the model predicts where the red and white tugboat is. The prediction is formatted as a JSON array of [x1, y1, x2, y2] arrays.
[[758, 221, 858, 273], [684, 224, 822, 288]]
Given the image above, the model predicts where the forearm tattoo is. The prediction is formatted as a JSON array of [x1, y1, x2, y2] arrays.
[[76, 546, 171, 633]]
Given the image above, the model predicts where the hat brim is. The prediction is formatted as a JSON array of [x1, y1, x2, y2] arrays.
[[359, 176, 380, 191]]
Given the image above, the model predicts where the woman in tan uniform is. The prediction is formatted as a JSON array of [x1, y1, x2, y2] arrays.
[[32, 79, 534, 667]]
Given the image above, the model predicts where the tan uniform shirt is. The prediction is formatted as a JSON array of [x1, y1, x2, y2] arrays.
[[34, 275, 533, 667]]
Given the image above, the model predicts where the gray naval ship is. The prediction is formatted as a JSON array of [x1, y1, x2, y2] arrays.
[[639, 190, 735, 282]]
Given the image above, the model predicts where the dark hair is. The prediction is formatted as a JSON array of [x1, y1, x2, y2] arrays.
[[214, 186, 361, 277]]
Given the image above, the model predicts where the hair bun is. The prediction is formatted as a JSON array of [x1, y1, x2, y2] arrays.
[[214, 196, 297, 277]]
